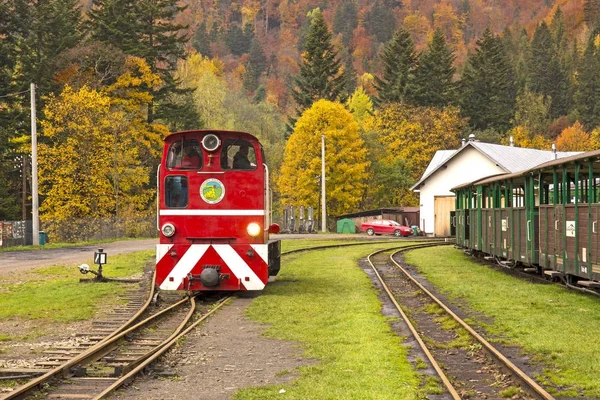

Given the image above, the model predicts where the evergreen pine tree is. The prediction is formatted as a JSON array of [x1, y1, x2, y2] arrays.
[[192, 21, 212, 57], [333, 1, 358, 49], [459, 28, 516, 132], [15, 0, 83, 94], [374, 27, 419, 105], [88, 0, 139, 55], [550, 7, 572, 117], [413, 29, 456, 107], [584, 0, 600, 29], [514, 29, 531, 96], [290, 9, 347, 128], [530, 21, 567, 118], [89, 0, 190, 123], [365, 0, 395, 43], [574, 33, 600, 130], [244, 37, 267, 93], [342, 50, 357, 97], [0, 1, 22, 220]]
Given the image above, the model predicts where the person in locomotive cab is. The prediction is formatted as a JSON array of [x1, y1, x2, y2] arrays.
[[233, 144, 252, 169], [178, 146, 201, 169]]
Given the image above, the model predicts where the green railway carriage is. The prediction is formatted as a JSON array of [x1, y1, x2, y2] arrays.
[[452, 149, 600, 286]]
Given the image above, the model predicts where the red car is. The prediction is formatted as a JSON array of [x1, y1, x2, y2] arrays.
[[361, 219, 412, 237]]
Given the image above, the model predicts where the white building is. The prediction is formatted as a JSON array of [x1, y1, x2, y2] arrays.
[[411, 138, 577, 237]]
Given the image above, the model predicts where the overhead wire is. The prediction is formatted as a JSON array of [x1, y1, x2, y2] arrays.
[[0, 88, 30, 99]]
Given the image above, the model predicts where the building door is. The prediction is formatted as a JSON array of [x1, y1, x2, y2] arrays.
[[434, 196, 456, 237]]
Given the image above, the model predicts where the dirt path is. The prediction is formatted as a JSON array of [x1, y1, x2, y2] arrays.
[[112, 297, 311, 400]]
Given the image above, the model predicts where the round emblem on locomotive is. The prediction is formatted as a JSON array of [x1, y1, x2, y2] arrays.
[[200, 179, 225, 204]]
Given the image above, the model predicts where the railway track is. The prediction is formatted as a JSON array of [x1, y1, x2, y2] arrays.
[[1, 270, 230, 400], [366, 243, 555, 400]]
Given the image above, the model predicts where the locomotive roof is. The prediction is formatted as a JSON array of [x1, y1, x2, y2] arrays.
[[451, 148, 600, 191], [165, 129, 259, 142]]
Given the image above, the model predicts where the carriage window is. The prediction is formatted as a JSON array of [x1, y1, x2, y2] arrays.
[[165, 176, 188, 208], [220, 139, 257, 170], [167, 140, 202, 170]]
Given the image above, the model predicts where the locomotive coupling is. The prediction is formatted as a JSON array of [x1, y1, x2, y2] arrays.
[[199, 268, 220, 287], [188, 266, 230, 287]]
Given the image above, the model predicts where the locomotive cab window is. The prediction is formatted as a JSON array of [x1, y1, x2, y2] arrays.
[[221, 139, 257, 170], [165, 176, 188, 208], [167, 139, 202, 170]]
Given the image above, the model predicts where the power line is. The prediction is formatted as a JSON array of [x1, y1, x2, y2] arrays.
[[0, 89, 30, 99]]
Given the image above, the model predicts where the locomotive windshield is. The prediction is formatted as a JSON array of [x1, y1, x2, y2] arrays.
[[167, 139, 202, 170], [220, 139, 257, 170]]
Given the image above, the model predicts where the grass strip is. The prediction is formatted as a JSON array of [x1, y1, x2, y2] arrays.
[[238, 242, 424, 400], [405, 246, 600, 397], [0, 250, 152, 323]]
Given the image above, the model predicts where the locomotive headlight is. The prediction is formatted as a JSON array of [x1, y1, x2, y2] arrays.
[[247, 222, 261, 237], [161, 223, 176, 237]]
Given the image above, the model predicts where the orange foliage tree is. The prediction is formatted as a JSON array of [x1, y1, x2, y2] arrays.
[[556, 121, 597, 151]]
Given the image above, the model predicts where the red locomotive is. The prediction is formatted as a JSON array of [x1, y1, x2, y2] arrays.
[[155, 130, 281, 292]]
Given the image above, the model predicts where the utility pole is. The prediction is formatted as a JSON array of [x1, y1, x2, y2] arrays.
[[31, 83, 39, 245], [321, 134, 326, 232]]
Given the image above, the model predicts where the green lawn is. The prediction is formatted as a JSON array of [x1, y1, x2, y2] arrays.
[[237, 242, 429, 400], [0, 250, 152, 326], [405, 246, 600, 398]]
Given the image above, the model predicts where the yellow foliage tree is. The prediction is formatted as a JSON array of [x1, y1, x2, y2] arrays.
[[502, 126, 552, 150], [368, 104, 465, 177], [278, 100, 370, 218], [364, 104, 466, 206], [346, 86, 373, 124], [556, 121, 596, 151], [38, 58, 168, 240]]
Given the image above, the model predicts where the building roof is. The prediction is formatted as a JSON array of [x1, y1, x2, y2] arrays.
[[452, 148, 600, 191], [411, 141, 579, 191]]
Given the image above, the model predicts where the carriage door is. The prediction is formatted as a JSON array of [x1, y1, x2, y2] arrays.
[[555, 206, 564, 271]]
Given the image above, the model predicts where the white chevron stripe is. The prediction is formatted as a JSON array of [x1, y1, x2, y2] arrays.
[[160, 209, 264, 216], [156, 244, 173, 264], [213, 245, 265, 290], [250, 244, 268, 264], [160, 244, 209, 290]]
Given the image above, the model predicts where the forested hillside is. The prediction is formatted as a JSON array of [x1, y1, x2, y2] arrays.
[[2, 0, 600, 233]]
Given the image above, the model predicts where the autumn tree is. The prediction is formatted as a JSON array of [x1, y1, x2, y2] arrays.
[[278, 100, 369, 218], [374, 27, 419, 105], [347, 86, 374, 124], [513, 89, 551, 137], [38, 88, 164, 240], [365, 104, 466, 205], [503, 126, 551, 149], [556, 121, 596, 151], [459, 28, 516, 132], [176, 54, 285, 164], [413, 28, 457, 107], [290, 9, 347, 129]]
